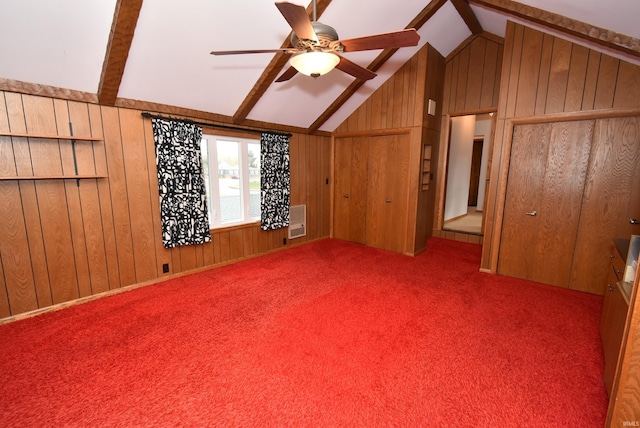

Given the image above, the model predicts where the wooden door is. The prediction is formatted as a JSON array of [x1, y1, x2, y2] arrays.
[[499, 120, 593, 288], [498, 124, 551, 281], [366, 136, 387, 249], [333, 136, 368, 244], [366, 134, 410, 253], [570, 116, 640, 294], [611, 117, 640, 242], [381, 134, 410, 253]]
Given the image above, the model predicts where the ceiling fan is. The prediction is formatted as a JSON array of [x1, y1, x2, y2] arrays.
[[210, 1, 420, 82]]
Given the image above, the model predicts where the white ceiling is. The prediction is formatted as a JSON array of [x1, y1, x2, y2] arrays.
[[0, 0, 117, 93], [0, 0, 639, 133]]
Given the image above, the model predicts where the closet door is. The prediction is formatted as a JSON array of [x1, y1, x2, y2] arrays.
[[366, 134, 410, 253], [498, 124, 550, 281], [499, 120, 593, 287], [333, 136, 368, 244], [570, 116, 640, 294], [609, 117, 640, 241]]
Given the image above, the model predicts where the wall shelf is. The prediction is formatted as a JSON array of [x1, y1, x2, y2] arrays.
[[0, 124, 105, 183], [0, 175, 107, 181], [421, 144, 432, 191], [0, 131, 102, 141]]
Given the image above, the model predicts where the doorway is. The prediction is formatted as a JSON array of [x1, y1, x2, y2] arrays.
[[468, 138, 484, 206], [442, 113, 494, 236]]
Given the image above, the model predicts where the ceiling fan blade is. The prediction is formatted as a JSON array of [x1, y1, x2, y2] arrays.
[[275, 2, 318, 42], [338, 29, 420, 52], [210, 48, 294, 55], [335, 56, 376, 80], [275, 66, 299, 82]]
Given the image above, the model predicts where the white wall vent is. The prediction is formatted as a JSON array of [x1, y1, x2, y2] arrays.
[[288, 204, 306, 239]]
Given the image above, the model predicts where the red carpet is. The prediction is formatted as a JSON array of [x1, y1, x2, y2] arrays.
[[0, 238, 607, 427]]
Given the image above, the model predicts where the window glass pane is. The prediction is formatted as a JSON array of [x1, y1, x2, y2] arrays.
[[200, 134, 260, 229], [248, 142, 261, 219], [217, 140, 242, 223]]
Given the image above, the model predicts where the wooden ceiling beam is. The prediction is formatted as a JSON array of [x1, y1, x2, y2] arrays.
[[309, 0, 448, 133], [97, 0, 144, 106], [470, 0, 640, 58], [450, 0, 483, 35], [232, 0, 333, 125]]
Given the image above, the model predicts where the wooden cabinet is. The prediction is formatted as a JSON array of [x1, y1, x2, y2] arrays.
[[606, 259, 640, 424], [333, 133, 411, 253], [601, 240, 631, 396], [498, 116, 640, 294]]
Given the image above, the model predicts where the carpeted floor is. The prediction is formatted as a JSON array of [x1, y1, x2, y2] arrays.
[[0, 238, 607, 427]]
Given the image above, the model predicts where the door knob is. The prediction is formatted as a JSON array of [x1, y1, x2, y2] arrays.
[[385, 198, 391, 203], [343, 194, 350, 199], [525, 210, 537, 216], [608, 284, 615, 292], [631, 218, 639, 225]]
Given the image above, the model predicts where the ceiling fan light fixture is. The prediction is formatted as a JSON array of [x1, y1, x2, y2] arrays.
[[290, 51, 340, 78]]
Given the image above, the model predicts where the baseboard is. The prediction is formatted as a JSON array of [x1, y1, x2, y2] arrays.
[[0, 236, 328, 326], [443, 213, 468, 224]]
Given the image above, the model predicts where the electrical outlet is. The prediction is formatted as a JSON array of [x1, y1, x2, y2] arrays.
[[162, 263, 169, 273]]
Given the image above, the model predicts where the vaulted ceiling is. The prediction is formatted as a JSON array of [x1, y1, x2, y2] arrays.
[[1, 0, 639, 134]]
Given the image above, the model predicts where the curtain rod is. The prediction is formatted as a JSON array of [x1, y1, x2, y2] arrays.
[[141, 112, 292, 138]]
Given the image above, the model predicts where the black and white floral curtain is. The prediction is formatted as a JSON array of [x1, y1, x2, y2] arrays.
[[151, 118, 211, 248], [260, 132, 290, 230]]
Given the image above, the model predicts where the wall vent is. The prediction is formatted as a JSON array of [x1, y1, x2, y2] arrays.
[[288, 204, 306, 239]]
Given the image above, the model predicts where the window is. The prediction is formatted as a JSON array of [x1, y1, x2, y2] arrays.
[[200, 134, 261, 229]]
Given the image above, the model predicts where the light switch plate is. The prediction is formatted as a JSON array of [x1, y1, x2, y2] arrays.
[[428, 99, 436, 116]]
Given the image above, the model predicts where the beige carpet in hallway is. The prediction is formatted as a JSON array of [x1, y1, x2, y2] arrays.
[[443, 207, 483, 235]]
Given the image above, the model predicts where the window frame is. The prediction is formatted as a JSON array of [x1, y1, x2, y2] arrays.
[[201, 133, 261, 230]]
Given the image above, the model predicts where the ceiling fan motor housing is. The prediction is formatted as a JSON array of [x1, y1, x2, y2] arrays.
[[291, 21, 342, 52]]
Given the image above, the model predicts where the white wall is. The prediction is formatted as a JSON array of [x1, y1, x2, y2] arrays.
[[444, 115, 475, 221]]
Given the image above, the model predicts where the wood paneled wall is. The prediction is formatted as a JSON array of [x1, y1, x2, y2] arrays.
[[499, 24, 640, 117], [442, 34, 503, 114], [481, 21, 640, 272], [335, 44, 430, 133], [0, 92, 331, 319], [415, 45, 446, 253], [333, 43, 445, 254]]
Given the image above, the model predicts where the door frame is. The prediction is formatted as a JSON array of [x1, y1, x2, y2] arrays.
[[434, 109, 497, 235]]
